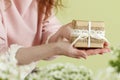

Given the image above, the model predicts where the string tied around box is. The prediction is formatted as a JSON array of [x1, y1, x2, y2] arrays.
[[71, 21, 108, 47]]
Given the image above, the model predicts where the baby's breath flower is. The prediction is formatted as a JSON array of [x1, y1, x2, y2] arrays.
[[26, 63, 93, 80], [0, 54, 20, 80]]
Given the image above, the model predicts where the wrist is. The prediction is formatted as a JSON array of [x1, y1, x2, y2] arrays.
[[53, 42, 64, 55]]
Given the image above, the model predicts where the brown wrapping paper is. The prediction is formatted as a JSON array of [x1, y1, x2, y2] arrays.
[[70, 20, 105, 48]]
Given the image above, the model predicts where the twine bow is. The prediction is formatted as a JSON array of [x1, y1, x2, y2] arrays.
[[71, 21, 108, 47]]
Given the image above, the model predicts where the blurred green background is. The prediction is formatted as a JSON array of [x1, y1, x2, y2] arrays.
[[39, 0, 120, 72]]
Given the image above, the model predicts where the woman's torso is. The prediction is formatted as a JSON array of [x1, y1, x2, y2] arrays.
[[0, 0, 43, 47]]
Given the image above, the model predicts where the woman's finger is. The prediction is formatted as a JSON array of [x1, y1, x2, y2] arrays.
[[98, 48, 111, 55], [59, 23, 73, 41], [77, 51, 87, 59], [85, 48, 110, 56], [72, 49, 87, 59], [104, 42, 109, 48]]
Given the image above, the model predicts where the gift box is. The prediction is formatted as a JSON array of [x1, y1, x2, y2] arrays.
[[70, 20, 107, 48]]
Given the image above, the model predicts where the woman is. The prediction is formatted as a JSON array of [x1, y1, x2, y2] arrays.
[[0, 0, 110, 79]]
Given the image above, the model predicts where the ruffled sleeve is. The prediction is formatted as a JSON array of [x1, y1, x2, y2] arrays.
[[6, 44, 37, 80]]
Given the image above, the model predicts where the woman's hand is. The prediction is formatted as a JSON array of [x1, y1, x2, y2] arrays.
[[55, 41, 110, 59], [54, 22, 110, 56], [55, 23, 73, 41], [85, 42, 110, 56], [55, 41, 87, 59]]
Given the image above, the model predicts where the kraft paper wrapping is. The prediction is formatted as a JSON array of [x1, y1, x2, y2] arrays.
[[71, 20, 105, 48]]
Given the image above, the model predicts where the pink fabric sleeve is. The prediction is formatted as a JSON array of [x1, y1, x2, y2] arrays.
[[41, 13, 62, 43], [0, 10, 8, 53]]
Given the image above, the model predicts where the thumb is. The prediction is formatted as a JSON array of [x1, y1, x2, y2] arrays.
[[60, 23, 73, 41]]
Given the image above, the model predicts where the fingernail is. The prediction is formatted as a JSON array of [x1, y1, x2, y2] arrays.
[[83, 53, 87, 59], [83, 52, 87, 56], [99, 53, 103, 55], [82, 56, 87, 59], [83, 57, 87, 59]]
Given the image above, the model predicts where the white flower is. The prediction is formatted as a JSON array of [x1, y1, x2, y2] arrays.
[[26, 63, 93, 80], [95, 67, 120, 80], [0, 54, 20, 80]]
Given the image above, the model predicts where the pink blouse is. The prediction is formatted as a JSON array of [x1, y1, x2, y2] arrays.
[[0, 0, 61, 52]]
